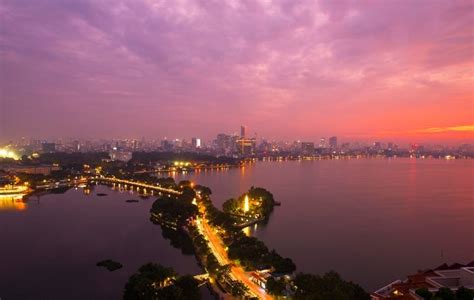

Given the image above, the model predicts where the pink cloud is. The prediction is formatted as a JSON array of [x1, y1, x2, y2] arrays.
[[0, 0, 472, 142]]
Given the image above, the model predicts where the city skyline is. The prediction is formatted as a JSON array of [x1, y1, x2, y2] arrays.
[[1, 0, 473, 142]]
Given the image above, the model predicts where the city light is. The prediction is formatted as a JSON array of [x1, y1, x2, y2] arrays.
[[243, 194, 250, 213], [0, 148, 19, 160]]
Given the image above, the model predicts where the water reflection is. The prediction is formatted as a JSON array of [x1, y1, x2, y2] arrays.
[[242, 223, 258, 237], [0, 185, 206, 299], [0, 195, 27, 211]]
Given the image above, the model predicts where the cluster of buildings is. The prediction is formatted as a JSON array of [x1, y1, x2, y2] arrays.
[[372, 262, 474, 299], [2, 127, 474, 161]]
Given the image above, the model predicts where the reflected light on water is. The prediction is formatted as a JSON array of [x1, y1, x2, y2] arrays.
[[0, 195, 27, 211]]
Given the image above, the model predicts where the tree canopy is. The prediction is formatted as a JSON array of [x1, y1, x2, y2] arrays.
[[293, 271, 369, 300], [124, 263, 201, 300]]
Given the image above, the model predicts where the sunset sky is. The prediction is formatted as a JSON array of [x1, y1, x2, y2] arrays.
[[1, 0, 473, 143]]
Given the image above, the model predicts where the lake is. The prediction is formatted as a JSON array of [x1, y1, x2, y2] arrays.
[[0, 158, 472, 298], [0, 185, 208, 299], [175, 157, 474, 290]]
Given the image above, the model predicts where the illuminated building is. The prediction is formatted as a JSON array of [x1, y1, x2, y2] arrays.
[[0, 148, 20, 160], [191, 138, 201, 149], [109, 148, 132, 162], [236, 138, 256, 156], [4, 165, 60, 175], [0, 184, 29, 195], [371, 262, 474, 299]]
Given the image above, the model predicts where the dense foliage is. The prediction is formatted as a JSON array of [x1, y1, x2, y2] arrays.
[[150, 185, 198, 229], [36, 152, 109, 167], [266, 277, 287, 296], [150, 195, 198, 229], [416, 287, 474, 300], [228, 235, 296, 274], [123, 263, 201, 300], [293, 271, 369, 300], [131, 152, 238, 164]]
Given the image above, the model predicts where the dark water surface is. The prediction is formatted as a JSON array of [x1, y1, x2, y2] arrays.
[[1, 158, 472, 298], [0, 185, 206, 299], [175, 158, 474, 290]]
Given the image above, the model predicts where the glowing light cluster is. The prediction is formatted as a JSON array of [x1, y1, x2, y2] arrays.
[[0, 148, 19, 160], [173, 161, 191, 167], [243, 194, 250, 213]]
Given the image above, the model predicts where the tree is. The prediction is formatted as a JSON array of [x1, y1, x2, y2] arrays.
[[222, 198, 240, 213], [293, 271, 369, 300], [150, 196, 198, 228], [266, 277, 286, 296], [195, 185, 212, 196], [172, 275, 201, 299], [124, 263, 176, 299], [206, 253, 221, 275], [456, 287, 474, 300], [434, 287, 455, 300], [230, 280, 249, 297], [124, 263, 201, 300], [416, 287, 433, 300]]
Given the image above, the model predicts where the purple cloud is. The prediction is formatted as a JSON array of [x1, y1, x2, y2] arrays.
[[1, 0, 472, 141]]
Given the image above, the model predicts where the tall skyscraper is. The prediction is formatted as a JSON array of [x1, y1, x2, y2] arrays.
[[329, 136, 338, 149], [191, 138, 201, 149], [240, 125, 247, 138]]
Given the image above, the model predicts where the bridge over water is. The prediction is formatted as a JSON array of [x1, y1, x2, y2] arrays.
[[93, 177, 260, 229], [91, 177, 182, 195]]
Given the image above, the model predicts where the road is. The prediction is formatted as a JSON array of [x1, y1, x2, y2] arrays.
[[196, 206, 273, 300]]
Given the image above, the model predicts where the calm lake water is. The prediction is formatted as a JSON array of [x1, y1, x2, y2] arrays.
[[0, 158, 472, 298], [175, 158, 474, 290], [0, 186, 208, 299]]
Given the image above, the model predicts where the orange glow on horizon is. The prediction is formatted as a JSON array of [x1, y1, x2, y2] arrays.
[[376, 124, 474, 139]]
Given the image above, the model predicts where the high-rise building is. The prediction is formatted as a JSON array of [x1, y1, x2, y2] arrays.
[[319, 138, 326, 148], [72, 140, 80, 152], [373, 142, 382, 151], [236, 138, 256, 156], [41, 142, 56, 153], [329, 136, 338, 149], [191, 138, 201, 149], [161, 139, 173, 151], [301, 142, 315, 155], [241, 125, 247, 138], [216, 134, 231, 153]]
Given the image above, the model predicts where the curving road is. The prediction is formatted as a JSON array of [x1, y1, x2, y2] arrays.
[[196, 204, 273, 300]]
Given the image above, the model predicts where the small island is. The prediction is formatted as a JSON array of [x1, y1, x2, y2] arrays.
[[223, 186, 277, 222], [125, 199, 139, 203], [96, 259, 123, 271], [96, 193, 108, 197]]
